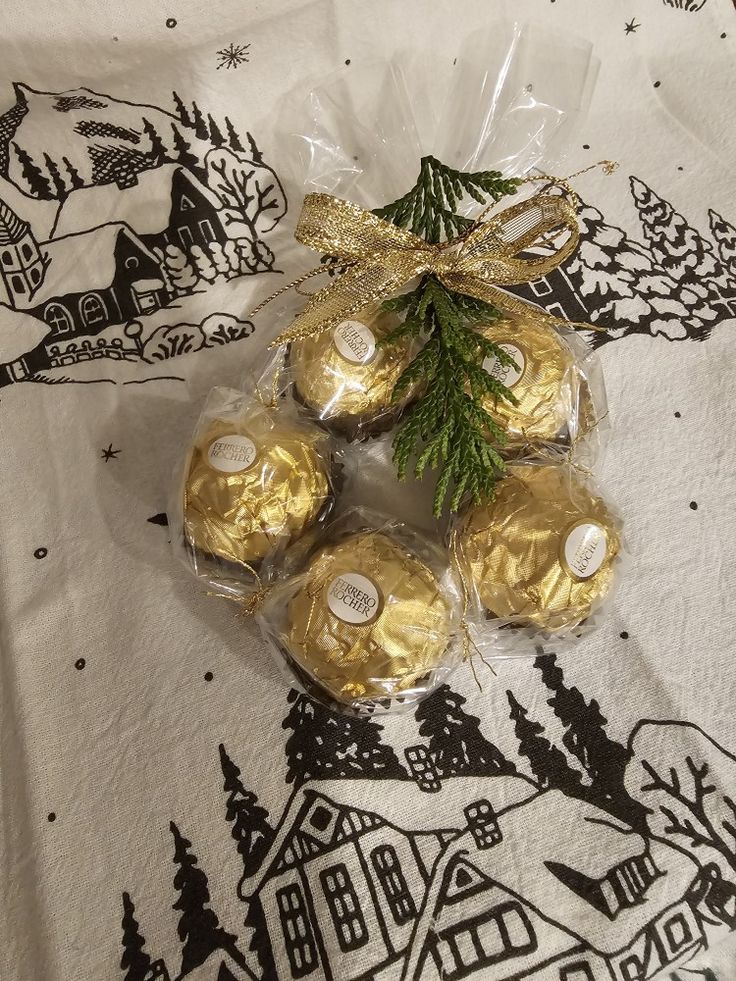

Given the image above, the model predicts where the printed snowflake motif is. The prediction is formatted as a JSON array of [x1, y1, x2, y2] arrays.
[[216, 42, 251, 70]]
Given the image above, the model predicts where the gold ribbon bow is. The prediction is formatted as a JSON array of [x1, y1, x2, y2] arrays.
[[272, 187, 586, 345]]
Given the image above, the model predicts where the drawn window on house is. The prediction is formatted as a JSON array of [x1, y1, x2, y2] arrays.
[[11, 274, 25, 294], [199, 219, 215, 241], [2, 249, 13, 266], [21, 242, 34, 261], [371, 845, 416, 925], [619, 954, 644, 981], [559, 962, 596, 981], [275, 883, 318, 979], [80, 293, 107, 328], [319, 862, 368, 952], [180, 195, 195, 211], [30, 266, 41, 285], [432, 900, 536, 980], [662, 911, 693, 954], [177, 226, 194, 249], [45, 303, 74, 335], [531, 277, 552, 296], [125, 256, 139, 271]]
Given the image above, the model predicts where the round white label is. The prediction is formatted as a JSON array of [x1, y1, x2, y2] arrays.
[[333, 320, 377, 365], [562, 522, 608, 580], [326, 572, 382, 625], [207, 434, 257, 473], [483, 343, 525, 388]]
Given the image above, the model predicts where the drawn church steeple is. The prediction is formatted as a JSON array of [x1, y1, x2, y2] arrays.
[[0, 199, 44, 307]]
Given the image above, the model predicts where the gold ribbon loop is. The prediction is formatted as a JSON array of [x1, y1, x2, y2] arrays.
[[277, 188, 584, 345]]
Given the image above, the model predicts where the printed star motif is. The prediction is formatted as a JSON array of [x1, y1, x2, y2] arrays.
[[216, 42, 251, 70], [101, 444, 120, 462], [625, 19, 640, 34]]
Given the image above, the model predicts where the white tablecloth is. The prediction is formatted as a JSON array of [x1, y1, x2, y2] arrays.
[[1, 2, 735, 979]]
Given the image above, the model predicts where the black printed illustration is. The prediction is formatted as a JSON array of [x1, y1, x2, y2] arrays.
[[216, 44, 251, 71], [115, 653, 736, 980], [0, 83, 286, 388], [510, 179, 736, 346], [662, 0, 709, 10]]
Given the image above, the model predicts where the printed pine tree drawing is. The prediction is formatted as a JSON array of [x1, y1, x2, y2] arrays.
[[219, 743, 275, 899], [0, 83, 287, 388], [511, 178, 736, 343], [535, 654, 648, 828], [120, 892, 168, 981], [282, 689, 407, 785], [506, 689, 584, 794], [115, 651, 736, 980], [709, 209, 736, 281], [414, 684, 517, 778], [169, 821, 253, 979]]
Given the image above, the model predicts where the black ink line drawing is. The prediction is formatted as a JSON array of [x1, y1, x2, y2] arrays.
[[0, 84, 286, 389], [216, 44, 251, 71], [509, 179, 736, 346], [116, 653, 736, 980], [662, 0, 709, 10]]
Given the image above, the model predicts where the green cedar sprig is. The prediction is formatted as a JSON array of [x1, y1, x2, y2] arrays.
[[380, 279, 519, 515], [374, 155, 520, 244], [374, 156, 522, 515]]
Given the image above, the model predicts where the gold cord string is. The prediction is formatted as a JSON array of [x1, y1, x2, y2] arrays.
[[248, 261, 353, 324], [246, 162, 618, 344], [449, 528, 497, 690]]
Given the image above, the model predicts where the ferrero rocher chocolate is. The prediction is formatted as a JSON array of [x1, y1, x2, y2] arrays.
[[289, 306, 418, 438], [457, 465, 620, 631], [286, 531, 453, 703], [476, 316, 577, 448], [184, 411, 331, 568]]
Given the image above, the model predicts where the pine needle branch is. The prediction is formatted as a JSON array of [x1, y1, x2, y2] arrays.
[[370, 156, 522, 513], [374, 155, 520, 244], [384, 277, 518, 515]]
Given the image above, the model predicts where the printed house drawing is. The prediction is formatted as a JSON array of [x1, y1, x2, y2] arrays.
[[0, 162, 237, 385], [244, 760, 705, 981], [51, 162, 230, 253], [511, 267, 591, 327], [0, 201, 166, 381]]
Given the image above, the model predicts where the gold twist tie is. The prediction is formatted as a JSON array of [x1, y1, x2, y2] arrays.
[[250, 161, 617, 345]]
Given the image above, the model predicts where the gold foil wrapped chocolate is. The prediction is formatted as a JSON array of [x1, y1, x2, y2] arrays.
[[476, 315, 579, 450], [456, 465, 620, 631], [289, 306, 418, 438], [285, 531, 454, 704], [184, 406, 331, 570]]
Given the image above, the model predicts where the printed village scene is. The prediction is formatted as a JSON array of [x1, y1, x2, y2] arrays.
[[0, 82, 735, 392], [116, 656, 736, 981], [0, 83, 287, 388], [1, 80, 735, 981]]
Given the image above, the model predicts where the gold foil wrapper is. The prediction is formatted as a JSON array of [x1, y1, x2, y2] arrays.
[[457, 465, 620, 631], [476, 316, 576, 448], [290, 306, 418, 436], [184, 411, 331, 568], [287, 531, 453, 703]]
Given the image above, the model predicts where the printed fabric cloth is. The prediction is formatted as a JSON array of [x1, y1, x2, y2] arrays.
[[0, 2, 735, 980]]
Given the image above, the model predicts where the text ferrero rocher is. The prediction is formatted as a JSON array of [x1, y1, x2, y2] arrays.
[[286, 531, 454, 703], [456, 464, 620, 631], [289, 306, 419, 438]]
